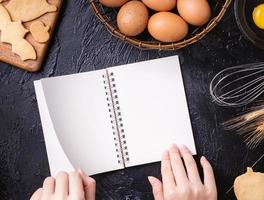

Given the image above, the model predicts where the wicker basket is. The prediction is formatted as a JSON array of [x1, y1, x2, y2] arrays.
[[89, 0, 232, 50]]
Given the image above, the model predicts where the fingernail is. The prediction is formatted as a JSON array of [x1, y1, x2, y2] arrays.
[[181, 144, 187, 149], [162, 150, 169, 159], [78, 168, 86, 176], [148, 176, 154, 184], [172, 144, 178, 149], [201, 156, 207, 162], [180, 145, 189, 152], [169, 144, 180, 154]]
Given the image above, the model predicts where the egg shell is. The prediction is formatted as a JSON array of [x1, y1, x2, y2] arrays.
[[117, 1, 149, 36], [177, 0, 211, 26], [99, 0, 129, 7], [148, 12, 188, 42], [142, 0, 176, 11]]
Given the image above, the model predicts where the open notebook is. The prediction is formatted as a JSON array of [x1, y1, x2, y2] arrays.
[[34, 56, 196, 176]]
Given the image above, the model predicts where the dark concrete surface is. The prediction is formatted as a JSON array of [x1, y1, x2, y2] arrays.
[[0, 0, 264, 199]]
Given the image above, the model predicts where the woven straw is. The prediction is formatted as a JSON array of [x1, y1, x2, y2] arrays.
[[89, 0, 232, 50]]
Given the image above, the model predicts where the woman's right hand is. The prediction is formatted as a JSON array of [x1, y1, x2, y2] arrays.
[[148, 144, 217, 200]]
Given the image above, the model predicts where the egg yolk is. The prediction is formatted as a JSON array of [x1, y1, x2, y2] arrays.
[[253, 4, 264, 29]]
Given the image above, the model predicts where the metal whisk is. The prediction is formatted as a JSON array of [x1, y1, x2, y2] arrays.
[[210, 62, 264, 107]]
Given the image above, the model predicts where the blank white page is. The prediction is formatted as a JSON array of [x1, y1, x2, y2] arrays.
[[39, 70, 123, 175], [109, 56, 196, 168], [35, 81, 75, 176]]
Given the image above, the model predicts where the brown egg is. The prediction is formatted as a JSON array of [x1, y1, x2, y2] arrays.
[[148, 12, 188, 42], [177, 0, 211, 26], [99, 0, 129, 7], [142, 0, 176, 11], [117, 1, 149, 36]]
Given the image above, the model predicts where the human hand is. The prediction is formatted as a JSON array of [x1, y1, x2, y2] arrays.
[[148, 144, 217, 200], [30, 169, 96, 200]]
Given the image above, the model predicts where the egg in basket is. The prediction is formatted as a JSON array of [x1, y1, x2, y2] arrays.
[[89, 0, 231, 50]]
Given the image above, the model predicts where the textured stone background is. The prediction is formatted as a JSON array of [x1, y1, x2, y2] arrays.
[[0, 0, 264, 199]]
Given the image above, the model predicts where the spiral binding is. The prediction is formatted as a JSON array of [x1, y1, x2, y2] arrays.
[[102, 70, 129, 167]]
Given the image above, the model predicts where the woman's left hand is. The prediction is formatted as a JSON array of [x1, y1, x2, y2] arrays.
[[30, 169, 96, 200]]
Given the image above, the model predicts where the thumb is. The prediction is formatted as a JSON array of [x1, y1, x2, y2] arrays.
[[148, 176, 164, 200], [78, 169, 96, 200]]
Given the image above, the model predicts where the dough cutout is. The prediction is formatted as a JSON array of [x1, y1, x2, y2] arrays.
[[234, 168, 264, 200], [0, 2, 11, 30], [6, 0, 57, 22], [0, 4, 36, 61], [30, 21, 50, 43]]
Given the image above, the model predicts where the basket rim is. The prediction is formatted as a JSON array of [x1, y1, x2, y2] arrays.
[[89, 0, 232, 50]]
